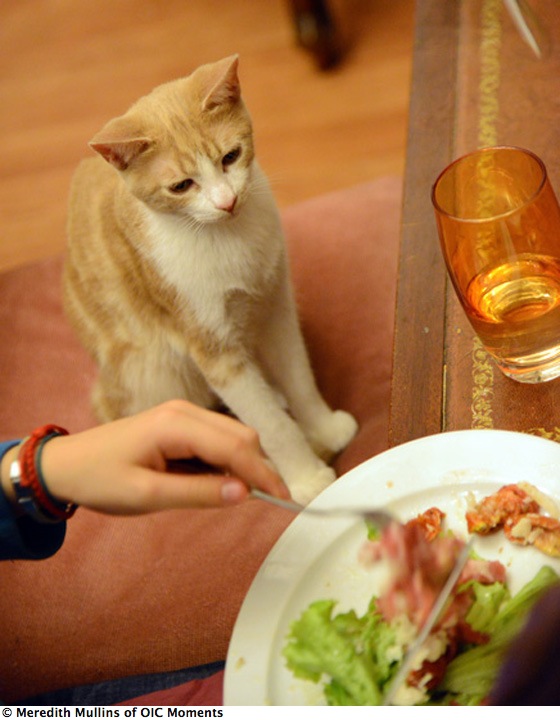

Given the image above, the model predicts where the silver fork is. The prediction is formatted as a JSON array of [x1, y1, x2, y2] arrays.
[[168, 459, 395, 528], [250, 488, 395, 529]]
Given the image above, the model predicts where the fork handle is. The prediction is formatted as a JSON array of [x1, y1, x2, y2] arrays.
[[250, 488, 305, 513]]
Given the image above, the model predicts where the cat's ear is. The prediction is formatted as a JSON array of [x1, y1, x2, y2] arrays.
[[89, 138, 151, 171], [89, 118, 152, 171], [201, 55, 241, 111]]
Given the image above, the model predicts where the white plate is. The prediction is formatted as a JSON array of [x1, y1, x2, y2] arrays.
[[224, 429, 560, 705]]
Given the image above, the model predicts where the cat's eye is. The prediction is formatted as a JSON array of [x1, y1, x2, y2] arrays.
[[222, 147, 241, 167], [169, 178, 194, 194]]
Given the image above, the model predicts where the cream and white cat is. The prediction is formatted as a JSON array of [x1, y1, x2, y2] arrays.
[[64, 55, 357, 504]]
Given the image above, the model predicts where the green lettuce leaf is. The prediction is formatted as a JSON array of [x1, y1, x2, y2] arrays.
[[440, 564, 559, 703], [283, 597, 397, 705], [464, 581, 509, 634]]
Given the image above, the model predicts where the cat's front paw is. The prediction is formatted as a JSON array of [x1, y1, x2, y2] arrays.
[[307, 410, 358, 459], [288, 466, 336, 506]]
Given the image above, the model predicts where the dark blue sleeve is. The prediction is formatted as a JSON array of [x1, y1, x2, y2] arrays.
[[0, 440, 66, 561]]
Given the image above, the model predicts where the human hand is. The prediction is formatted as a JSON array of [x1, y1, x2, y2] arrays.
[[38, 400, 290, 515]]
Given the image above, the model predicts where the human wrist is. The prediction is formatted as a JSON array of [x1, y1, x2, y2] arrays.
[[9, 426, 77, 523], [37, 435, 75, 506]]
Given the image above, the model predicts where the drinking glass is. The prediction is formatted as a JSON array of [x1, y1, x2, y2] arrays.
[[432, 146, 560, 383]]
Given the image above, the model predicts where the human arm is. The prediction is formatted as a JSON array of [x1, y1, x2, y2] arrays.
[[0, 400, 289, 559], [35, 400, 289, 514]]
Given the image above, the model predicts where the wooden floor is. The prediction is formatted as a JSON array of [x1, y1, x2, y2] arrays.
[[0, 0, 414, 273]]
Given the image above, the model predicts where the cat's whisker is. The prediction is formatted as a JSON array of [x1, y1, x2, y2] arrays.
[[254, 169, 289, 191], [175, 212, 206, 236], [247, 178, 281, 197], [186, 217, 206, 234]]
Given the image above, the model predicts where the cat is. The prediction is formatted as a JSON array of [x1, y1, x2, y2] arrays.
[[64, 55, 358, 505]]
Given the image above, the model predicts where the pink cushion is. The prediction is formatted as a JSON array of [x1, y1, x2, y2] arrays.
[[0, 177, 401, 702]]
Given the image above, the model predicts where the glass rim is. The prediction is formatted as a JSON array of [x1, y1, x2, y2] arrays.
[[431, 145, 548, 222]]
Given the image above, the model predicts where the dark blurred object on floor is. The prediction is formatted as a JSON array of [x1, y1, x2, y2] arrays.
[[289, 0, 342, 69]]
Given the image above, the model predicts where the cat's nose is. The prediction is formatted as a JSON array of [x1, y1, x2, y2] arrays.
[[211, 185, 237, 214], [220, 196, 237, 214]]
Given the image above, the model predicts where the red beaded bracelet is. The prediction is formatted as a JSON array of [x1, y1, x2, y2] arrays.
[[10, 424, 78, 523]]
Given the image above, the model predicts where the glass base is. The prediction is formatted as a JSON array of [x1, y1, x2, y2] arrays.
[[493, 345, 560, 383]]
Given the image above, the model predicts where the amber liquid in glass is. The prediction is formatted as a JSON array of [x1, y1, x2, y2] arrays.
[[463, 254, 560, 376]]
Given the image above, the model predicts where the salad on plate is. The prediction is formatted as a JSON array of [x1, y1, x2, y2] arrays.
[[283, 485, 560, 706]]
